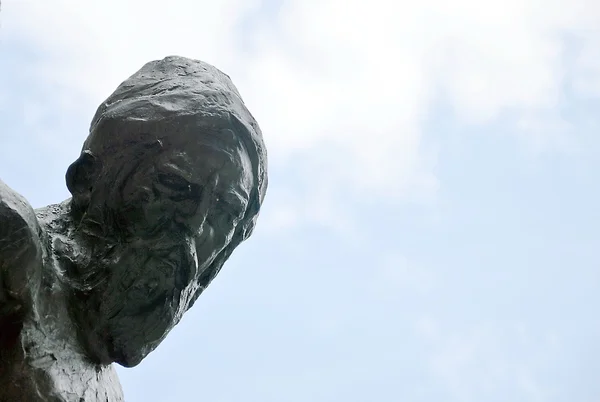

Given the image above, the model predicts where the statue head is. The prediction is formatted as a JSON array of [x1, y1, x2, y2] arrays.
[[63, 56, 267, 367]]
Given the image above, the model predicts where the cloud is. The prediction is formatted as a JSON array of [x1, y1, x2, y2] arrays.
[[416, 320, 560, 402], [4, 0, 600, 212], [241, 0, 600, 196], [4, 0, 259, 97]]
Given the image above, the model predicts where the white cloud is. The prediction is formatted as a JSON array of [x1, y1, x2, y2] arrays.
[[572, 34, 600, 97], [5, 0, 260, 98], [418, 320, 558, 401], [241, 0, 600, 198], [256, 169, 361, 240], [4, 0, 600, 209]]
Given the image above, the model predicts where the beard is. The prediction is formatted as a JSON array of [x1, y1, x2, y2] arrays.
[[69, 234, 201, 367], [68, 189, 229, 365]]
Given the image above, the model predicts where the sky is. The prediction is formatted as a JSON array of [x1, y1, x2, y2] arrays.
[[1, 1, 600, 401]]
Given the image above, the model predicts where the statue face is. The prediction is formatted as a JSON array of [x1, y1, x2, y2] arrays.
[[76, 132, 254, 367]]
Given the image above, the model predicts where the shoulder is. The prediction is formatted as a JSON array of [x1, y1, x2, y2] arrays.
[[0, 179, 41, 236], [0, 179, 42, 323]]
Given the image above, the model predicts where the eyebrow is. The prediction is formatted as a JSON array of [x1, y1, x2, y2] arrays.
[[219, 190, 248, 211], [160, 162, 194, 183]]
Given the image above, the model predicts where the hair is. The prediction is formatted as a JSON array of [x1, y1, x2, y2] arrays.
[[70, 56, 268, 299]]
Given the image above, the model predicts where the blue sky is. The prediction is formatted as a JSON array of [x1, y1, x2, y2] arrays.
[[1, 1, 600, 401]]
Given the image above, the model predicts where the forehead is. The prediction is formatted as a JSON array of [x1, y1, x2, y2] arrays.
[[157, 136, 253, 187]]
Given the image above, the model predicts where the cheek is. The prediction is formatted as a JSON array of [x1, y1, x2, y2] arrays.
[[120, 187, 179, 236], [120, 167, 165, 221], [123, 186, 154, 219], [205, 221, 237, 249], [194, 224, 234, 269], [222, 225, 236, 245]]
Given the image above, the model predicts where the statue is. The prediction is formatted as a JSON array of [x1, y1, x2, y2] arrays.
[[0, 56, 268, 401]]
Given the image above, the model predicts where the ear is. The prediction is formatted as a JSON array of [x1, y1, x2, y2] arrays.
[[66, 150, 100, 212]]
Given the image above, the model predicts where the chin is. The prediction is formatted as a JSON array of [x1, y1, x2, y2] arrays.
[[113, 351, 145, 368], [105, 314, 173, 368], [109, 337, 154, 368]]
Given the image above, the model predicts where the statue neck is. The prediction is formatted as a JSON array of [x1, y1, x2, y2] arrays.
[[13, 200, 127, 401], [32, 200, 95, 353], [31, 199, 92, 354]]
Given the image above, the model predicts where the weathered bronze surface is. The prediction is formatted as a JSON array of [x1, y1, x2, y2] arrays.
[[0, 56, 267, 401]]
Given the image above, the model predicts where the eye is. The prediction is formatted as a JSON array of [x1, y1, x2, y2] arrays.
[[156, 173, 201, 204], [217, 199, 245, 222], [157, 172, 190, 191]]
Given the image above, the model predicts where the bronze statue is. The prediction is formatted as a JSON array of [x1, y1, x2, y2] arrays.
[[0, 56, 268, 401]]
